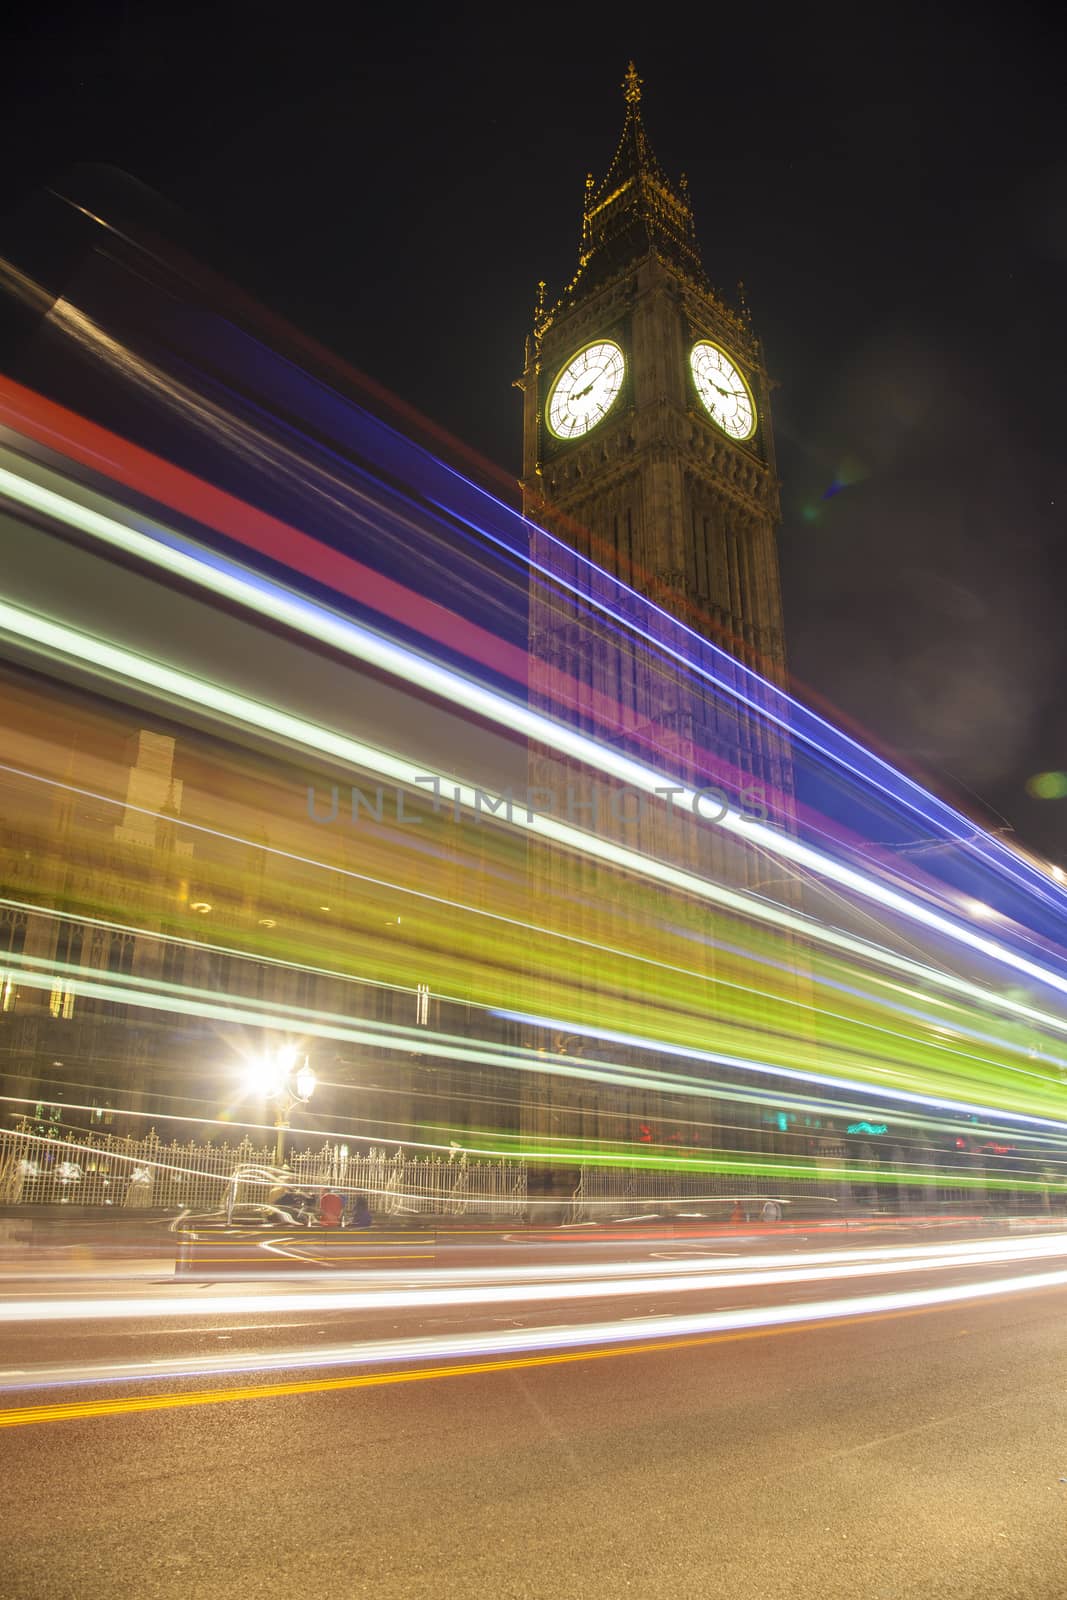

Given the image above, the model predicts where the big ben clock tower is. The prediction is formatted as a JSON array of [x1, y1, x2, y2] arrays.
[[519, 62, 787, 688], [516, 65, 796, 1156]]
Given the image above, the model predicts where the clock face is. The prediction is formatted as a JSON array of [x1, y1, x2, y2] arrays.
[[690, 341, 756, 441], [546, 341, 626, 440]]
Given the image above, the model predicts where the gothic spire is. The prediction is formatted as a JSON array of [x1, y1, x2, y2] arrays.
[[578, 62, 705, 287], [623, 60, 642, 104]]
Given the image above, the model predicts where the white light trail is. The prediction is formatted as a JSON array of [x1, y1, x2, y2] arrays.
[[3, 1247, 1067, 1394], [3, 579, 1067, 1102], [3, 456, 1067, 1013], [4, 1231, 1067, 1326]]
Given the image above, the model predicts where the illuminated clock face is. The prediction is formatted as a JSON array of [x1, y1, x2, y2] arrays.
[[546, 341, 626, 440], [690, 341, 756, 441]]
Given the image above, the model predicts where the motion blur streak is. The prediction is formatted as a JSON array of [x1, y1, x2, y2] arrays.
[[0, 1323, 904, 1432], [5, 269, 1067, 1205], [3, 1232, 1066, 1330], [10, 760, 1067, 1111], [3, 1258, 1067, 1408], [4, 588, 1067, 1137], [6, 1122, 1063, 1197], [4, 451, 1067, 1008], [0, 370, 1050, 927]]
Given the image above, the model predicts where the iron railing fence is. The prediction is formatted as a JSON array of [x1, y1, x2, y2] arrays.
[[567, 1163, 847, 1222], [0, 1123, 528, 1219], [6, 1125, 1007, 1224]]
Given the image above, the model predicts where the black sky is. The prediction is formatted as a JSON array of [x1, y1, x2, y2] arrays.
[[4, 0, 1067, 862]]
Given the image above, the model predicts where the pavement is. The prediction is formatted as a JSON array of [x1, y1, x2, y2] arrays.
[[2, 1218, 1067, 1598]]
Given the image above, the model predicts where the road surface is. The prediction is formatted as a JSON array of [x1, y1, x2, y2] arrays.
[[2, 1220, 1065, 1598]]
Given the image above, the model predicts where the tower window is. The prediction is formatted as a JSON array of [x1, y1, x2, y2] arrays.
[[0, 911, 27, 957], [416, 982, 431, 1026], [55, 922, 84, 968], [49, 985, 76, 1019], [0, 913, 27, 1015], [107, 933, 135, 976], [161, 941, 186, 988]]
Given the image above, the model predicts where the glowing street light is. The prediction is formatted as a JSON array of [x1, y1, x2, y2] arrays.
[[245, 1045, 316, 1165]]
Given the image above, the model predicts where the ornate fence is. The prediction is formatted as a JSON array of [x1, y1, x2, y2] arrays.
[[567, 1163, 846, 1221], [2, 1128, 1024, 1224], [0, 1123, 528, 1219]]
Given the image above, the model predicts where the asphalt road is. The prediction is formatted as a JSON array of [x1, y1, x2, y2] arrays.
[[3, 1224, 1067, 1599]]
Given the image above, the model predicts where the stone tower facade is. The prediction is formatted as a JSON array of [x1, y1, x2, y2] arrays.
[[516, 65, 796, 1160], [519, 63, 787, 690]]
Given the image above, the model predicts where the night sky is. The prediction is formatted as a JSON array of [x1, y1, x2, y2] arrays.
[[4, 2, 1066, 861]]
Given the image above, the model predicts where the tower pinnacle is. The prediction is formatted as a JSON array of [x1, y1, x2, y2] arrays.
[[623, 61, 643, 104], [576, 63, 705, 289]]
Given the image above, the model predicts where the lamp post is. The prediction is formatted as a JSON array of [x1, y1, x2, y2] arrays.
[[246, 1046, 316, 1166], [272, 1061, 316, 1167]]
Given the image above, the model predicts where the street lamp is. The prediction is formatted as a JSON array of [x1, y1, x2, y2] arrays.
[[245, 1045, 316, 1165]]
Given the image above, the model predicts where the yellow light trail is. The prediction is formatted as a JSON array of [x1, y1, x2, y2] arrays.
[[0, 1318, 931, 1430], [1, 513, 1066, 1029], [5, 689, 1067, 1126], [7, 459, 1067, 1151], [0, 1283, 1045, 1433]]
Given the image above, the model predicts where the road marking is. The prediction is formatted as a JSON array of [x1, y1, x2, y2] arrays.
[[108, 1321, 328, 1338], [650, 1251, 739, 1260], [177, 1254, 434, 1263], [258, 1238, 331, 1267], [0, 1303, 964, 1430]]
